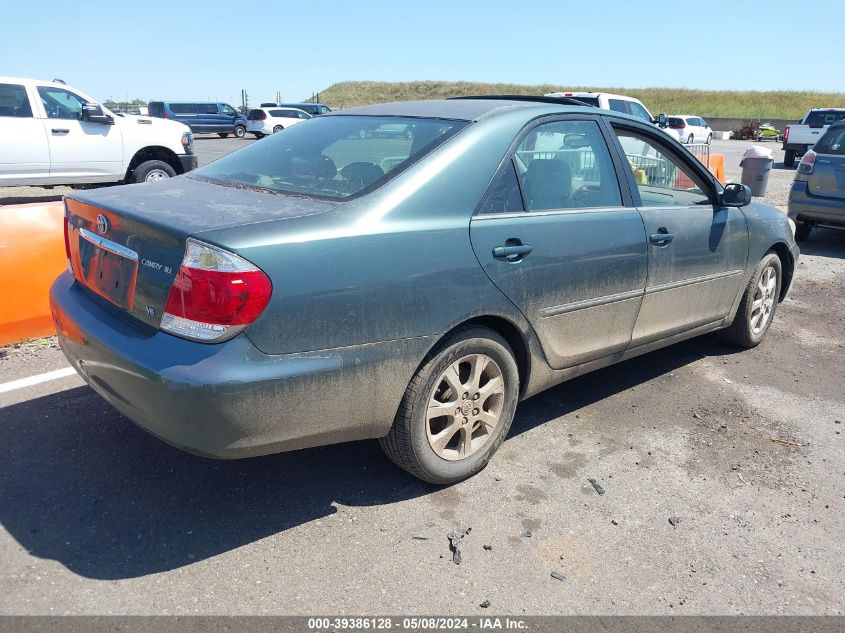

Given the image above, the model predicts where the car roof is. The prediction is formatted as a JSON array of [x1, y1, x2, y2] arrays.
[[671, 114, 701, 118], [325, 98, 620, 122]]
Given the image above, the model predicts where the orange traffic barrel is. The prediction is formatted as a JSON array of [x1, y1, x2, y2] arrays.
[[0, 201, 66, 346]]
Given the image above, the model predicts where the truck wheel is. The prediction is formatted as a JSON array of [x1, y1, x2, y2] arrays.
[[217, 132, 229, 138], [234, 125, 246, 139], [379, 325, 519, 484], [132, 160, 177, 183], [784, 150, 796, 168], [794, 221, 812, 242]]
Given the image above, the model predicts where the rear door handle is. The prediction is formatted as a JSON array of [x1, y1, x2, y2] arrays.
[[492, 243, 533, 260], [649, 230, 675, 245], [51, 128, 70, 134]]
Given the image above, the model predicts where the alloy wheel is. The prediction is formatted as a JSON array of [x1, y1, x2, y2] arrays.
[[425, 354, 505, 461], [750, 265, 777, 334]]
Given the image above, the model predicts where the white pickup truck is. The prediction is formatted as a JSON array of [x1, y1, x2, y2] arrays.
[[0, 77, 197, 187], [782, 108, 845, 168]]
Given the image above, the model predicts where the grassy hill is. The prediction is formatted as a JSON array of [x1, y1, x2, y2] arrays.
[[316, 81, 845, 120]]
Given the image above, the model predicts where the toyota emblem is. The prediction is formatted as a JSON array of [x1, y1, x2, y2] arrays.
[[96, 214, 110, 234]]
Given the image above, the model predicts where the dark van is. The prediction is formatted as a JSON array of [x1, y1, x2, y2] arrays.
[[258, 102, 332, 116], [148, 102, 248, 138]]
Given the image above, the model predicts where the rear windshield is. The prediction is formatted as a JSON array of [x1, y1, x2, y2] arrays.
[[193, 115, 467, 200], [813, 126, 845, 155], [667, 117, 685, 127], [804, 111, 845, 126], [572, 96, 600, 107], [247, 109, 265, 120]]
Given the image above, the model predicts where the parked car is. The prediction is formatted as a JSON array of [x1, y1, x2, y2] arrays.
[[787, 120, 845, 241], [51, 97, 798, 484], [544, 91, 658, 124], [663, 115, 712, 144], [260, 102, 332, 116], [148, 101, 248, 138], [0, 77, 196, 186], [246, 107, 311, 138], [782, 108, 845, 168]]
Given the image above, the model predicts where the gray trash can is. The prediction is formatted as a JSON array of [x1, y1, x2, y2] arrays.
[[740, 157, 774, 196]]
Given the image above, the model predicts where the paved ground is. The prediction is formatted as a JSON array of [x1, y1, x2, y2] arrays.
[[1, 136, 843, 616]]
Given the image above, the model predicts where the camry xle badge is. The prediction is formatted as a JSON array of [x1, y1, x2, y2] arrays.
[[96, 214, 110, 235]]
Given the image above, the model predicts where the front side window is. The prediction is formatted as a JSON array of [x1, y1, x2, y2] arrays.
[[614, 128, 710, 207], [628, 102, 652, 122], [194, 115, 466, 200], [0, 83, 32, 118], [37, 86, 86, 120], [222, 104, 236, 116], [513, 120, 622, 211]]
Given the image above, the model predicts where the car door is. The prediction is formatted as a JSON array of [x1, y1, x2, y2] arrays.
[[470, 116, 648, 370], [36, 85, 123, 183], [0, 82, 50, 183], [609, 122, 749, 345], [221, 103, 238, 132]]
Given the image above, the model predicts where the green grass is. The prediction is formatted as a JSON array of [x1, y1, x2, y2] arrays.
[[315, 81, 845, 120]]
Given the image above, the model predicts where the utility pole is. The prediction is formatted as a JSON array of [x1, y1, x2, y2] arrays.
[[241, 89, 249, 113]]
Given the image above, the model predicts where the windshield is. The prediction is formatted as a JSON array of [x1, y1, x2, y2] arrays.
[[193, 116, 467, 200]]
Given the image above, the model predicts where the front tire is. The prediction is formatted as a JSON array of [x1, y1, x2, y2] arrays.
[[380, 326, 519, 484], [132, 160, 176, 183], [706, 133, 712, 144], [723, 253, 782, 348], [234, 125, 246, 139], [784, 150, 796, 168], [687, 134, 694, 144]]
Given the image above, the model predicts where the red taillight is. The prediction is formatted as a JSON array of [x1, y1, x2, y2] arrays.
[[63, 216, 72, 271], [798, 150, 816, 175], [162, 112, 168, 119], [161, 240, 272, 342], [783, 126, 789, 142]]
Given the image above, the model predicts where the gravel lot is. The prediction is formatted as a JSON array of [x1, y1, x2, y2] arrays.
[[1, 135, 843, 616]]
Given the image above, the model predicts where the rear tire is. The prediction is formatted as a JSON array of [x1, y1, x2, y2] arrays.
[[132, 160, 176, 183], [784, 150, 796, 168], [234, 125, 246, 139], [379, 326, 519, 484], [273, 125, 283, 133], [794, 221, 812, 242], [217, 132, 229, 138], [723, 253, 782, 348], [253, 132, 264, 139]]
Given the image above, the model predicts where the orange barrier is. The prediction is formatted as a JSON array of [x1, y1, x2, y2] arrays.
[[0, 201, 66, 346], [700, 153, 725, 183]]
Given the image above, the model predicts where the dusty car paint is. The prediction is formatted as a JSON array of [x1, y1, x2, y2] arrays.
[[51, 99, 799, 459]]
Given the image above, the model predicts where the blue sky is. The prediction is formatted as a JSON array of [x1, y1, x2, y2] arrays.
[[4, 0, 843, 106]]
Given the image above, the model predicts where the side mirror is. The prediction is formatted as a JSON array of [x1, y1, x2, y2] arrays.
[[657, 113, 668, 128], [82, 103, 114, 125], [721, 183, 752, 207]]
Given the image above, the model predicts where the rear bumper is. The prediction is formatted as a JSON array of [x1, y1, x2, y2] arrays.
[[178, 153, 198, 174], [50, 272, 431, 458], [787, 180, 845, 227]]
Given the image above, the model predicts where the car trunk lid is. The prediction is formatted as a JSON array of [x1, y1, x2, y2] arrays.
[[807, 154, 845, 200], [64, 177, 337, 330]]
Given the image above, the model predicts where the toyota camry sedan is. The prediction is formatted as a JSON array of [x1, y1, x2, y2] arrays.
[[51, 96, 798, 484]]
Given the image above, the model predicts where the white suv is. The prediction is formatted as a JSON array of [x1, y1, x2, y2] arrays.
[[0, 77, 196, 187], [544, 91, 658, 123]]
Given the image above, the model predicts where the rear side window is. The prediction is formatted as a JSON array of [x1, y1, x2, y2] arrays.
[[0, 83, 32, 117], [513, 120, 622, 211], [171, 103, 197, 114], [805, 111, 845, 126], [201, 103, 218, 114], [194, 116, 467, 200], [479, 160, 524, 214], [608, 99, 629, 114], [813, 127, 845, 155]]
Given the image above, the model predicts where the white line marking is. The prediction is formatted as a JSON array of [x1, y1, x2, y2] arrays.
[[0, 367, 78, 394]]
